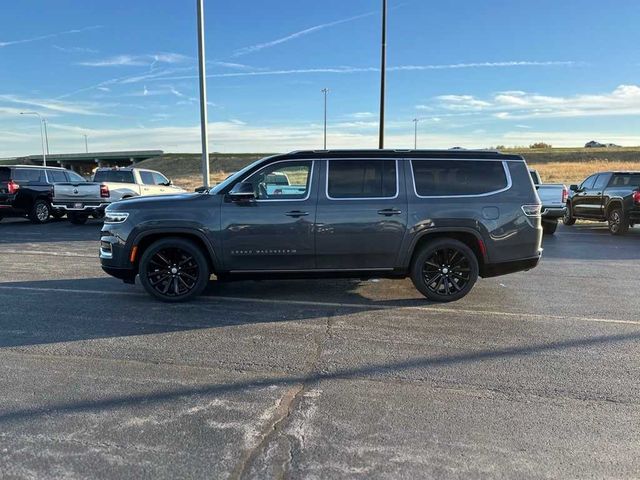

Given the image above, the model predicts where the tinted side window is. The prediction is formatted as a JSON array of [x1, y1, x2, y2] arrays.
[[13, 168, 45, 183], [47, 170, 67, 183], [593, 174, 610, 191], [139, 171, 155, 185], [152, 172, 169, 185], [611, 174, 640, 187], [93, 170, 135, 183], [580, 175, 597, 190], [412, 160, 507, 196], [327, 160, 397, 199]]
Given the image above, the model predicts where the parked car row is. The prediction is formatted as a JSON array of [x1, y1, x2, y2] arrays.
[[0, 165, 185, 224]]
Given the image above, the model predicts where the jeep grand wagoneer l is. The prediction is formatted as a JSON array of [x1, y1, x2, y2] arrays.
[[100, 150, 543, 302]]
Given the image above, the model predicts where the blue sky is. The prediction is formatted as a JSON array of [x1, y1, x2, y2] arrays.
[[1, 0, 639, 156]]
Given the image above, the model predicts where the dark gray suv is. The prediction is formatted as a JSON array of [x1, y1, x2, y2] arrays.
[[100, 150, 543, 302]]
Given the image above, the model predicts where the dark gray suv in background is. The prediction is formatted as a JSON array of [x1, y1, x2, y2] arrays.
[[100, 150, 543, 302]]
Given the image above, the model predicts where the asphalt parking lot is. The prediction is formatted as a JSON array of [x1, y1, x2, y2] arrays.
[[0, 217, 638, 479]]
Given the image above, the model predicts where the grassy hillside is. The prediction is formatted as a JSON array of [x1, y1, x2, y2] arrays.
[[121, 147, 640, 189]]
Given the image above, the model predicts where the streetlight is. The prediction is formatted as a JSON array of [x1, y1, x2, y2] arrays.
[[412, 118, 419, 149], [83, 134, 89, 153], [20, 111, 47, 166], [42, 119, 50, 155], [321, 88, 329, 149], [378, 0, 387, 149], [196, 0, 210, 188]]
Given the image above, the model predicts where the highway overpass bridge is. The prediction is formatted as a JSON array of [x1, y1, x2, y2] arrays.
[[16, 150, 163, 174]]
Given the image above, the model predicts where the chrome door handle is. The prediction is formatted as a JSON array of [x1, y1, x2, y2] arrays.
[[377, 208, 402, 216], [285, 210, 309, 217]]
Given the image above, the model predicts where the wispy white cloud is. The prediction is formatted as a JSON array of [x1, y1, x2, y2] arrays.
[[232, 10, 376, 57], [434, 84, 640, 119], [53, 45, 98, 54], [78, 53, 190, 67], [209, 61, 257, 70], [0, 25, 102, 48], [0, 94, 110, 116], [146, 60, 578, 81]]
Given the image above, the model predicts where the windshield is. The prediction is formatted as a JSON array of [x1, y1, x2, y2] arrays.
[[209, 157, 268, 194]]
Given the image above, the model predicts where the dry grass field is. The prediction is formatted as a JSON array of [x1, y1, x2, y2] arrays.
[[137, 148, 640, 191]]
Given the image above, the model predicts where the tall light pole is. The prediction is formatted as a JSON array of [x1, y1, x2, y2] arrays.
[[20, 112, 47, 166], [83, 134, 89, 153], [196, 0, 210, 188], [321, 88, 329, 149], [42, 119, 50, 155], [412, 118, 419, 149], [378, 0, 387, 149]]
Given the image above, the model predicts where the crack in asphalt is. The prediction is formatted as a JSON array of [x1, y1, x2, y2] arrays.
[[230, 315, 333, 479]]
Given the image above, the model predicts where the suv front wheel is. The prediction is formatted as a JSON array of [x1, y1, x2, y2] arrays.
[[410, 238, 479, 302], [139, 238, 210, 302]]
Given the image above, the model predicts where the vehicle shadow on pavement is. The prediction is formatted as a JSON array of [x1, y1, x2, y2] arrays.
[[0, 276, 434, 349], [0, 329, 638, 425]]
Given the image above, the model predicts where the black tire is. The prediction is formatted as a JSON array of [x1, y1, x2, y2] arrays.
[[608, 207, 629, 236], [542, 219, 558, 235], [563, 203, 576, 226], [28, 199, 50, 224], [51, 209, 65, 219], [68, 212, 89, 225], [410, 238, 479, 303], [139, 238, 210, 302], [92, 211, 105, 220]]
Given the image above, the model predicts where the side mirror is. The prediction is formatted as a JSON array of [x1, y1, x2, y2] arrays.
[[228, 182, 256, 201], [569, 184, 579, 192], [166, 180, 174, 186]]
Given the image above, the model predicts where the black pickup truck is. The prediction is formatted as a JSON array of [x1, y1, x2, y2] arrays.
[[564, 171, 640, 235]]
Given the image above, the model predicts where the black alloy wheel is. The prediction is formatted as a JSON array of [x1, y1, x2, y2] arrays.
[[29, 200, 50, 224], [563, 204, 576, 226], [411, 238, 479, 302], [139, 238, 209, 302], [608, 208, 629, 236]]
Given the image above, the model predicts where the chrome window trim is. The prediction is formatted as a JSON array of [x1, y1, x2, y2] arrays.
[[410, 159, 512, 199], [326, 159, 399, 201], [245, 159, 315, 203]]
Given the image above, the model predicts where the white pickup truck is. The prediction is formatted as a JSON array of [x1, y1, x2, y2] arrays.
[[529, 169, 568, 235], [52, 167, 185, 224]]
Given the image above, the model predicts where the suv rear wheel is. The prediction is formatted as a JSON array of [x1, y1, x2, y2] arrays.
[[139, 238, 210, 302], [410, 238, 479, 302], [608, 207, 629, 235], [29, 200, 50, 224]]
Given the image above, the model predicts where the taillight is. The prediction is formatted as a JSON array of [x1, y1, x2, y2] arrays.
[[7, 180, 19, 194], [100, 184, 110, 198], [633, 191, 640, 205], [562, 186, 569, 203], [521, 204, 542, 217]]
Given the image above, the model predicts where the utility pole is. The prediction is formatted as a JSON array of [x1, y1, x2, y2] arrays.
[[83, 134, 89, 153], [196, 0, 210, 188], [43, 119, 50, 154], [20, 111, 47, 166], [412, 118, 419, 149], [321, 88, 329, 149], [378, 0, 387, 149]]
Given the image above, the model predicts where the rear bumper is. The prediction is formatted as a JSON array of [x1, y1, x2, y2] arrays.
[[541, 206, 566, 219], [480, 253, 542, 278], [52, 201, 110, 212]]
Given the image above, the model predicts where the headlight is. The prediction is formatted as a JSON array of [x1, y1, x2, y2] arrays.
[[104, 212, 129, 224]]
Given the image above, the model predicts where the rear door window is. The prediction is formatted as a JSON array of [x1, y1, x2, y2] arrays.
[[327, 160, 397, 199], [611, 174, 640, 188], [13, 168, 45, 183], [47, 170, 67, 183], [93, 170, 135, 183], [412, 160, 508, 196]]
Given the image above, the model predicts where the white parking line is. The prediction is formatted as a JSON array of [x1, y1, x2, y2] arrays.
[[0, 284, 638, 327], [0, 249, 95, 258]]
